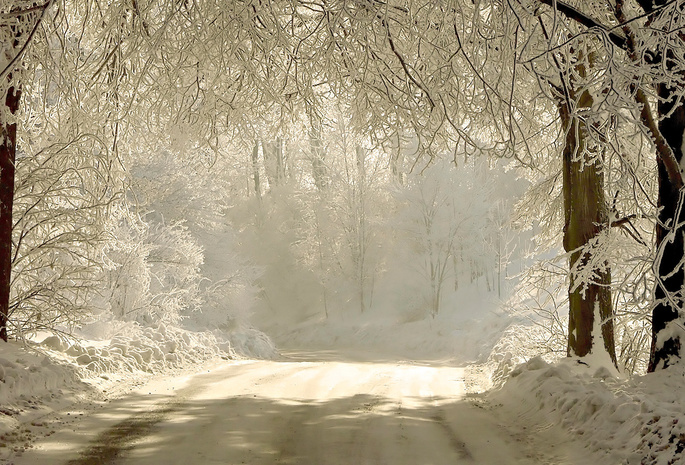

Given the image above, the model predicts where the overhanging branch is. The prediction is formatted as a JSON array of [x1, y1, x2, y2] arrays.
[[536, 0, 627, 50]]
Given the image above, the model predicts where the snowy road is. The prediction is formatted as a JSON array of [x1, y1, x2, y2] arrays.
[[15, 351, 591, 465]]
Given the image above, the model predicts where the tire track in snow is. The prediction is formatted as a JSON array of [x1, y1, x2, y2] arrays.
[[275, 405, 316, 464], [64, 401, 179, 465]]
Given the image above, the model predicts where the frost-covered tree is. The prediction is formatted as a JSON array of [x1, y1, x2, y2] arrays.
[[470, 0, 685, 371], [0, 1, 51, 341], [394, 159, 488, 317], [510, 0, 685, 370], [3, 0, 666, 367], [10, 136, 118, 335]]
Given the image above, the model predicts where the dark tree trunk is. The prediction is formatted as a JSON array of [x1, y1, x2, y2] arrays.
[[649, 85, 685, 371], [251, 142, 261, 199], [263, 138, 284, 189], [559, 91, 617, 365], [631, 0, 685, 371], [0, 84, 21, 342]]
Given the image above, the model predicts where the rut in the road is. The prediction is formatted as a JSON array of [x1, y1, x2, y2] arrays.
[[63, 365, 259, 465], [431, 411, 474, 461], [65, 402, 180, 465]]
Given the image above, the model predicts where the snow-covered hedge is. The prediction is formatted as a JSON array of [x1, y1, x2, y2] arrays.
[[40, 323, 277, 375]]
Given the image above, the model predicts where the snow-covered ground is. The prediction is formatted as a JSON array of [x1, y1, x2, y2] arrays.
[[1, 301, 683, 464], [260, 277, 521, 365], [11, 350, 597, 465], [270, 310, 514, 364], [0, 322, 276, 462]]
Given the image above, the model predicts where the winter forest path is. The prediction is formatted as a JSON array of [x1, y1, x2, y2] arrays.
[[14, 351, 593, 465]]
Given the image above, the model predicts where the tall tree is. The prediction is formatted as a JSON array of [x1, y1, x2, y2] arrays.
[[0, 2, 52, 341], [558, 83, 616, 363], [629, 0, 685, 371], [0, 68, 21, 343], [531, 0, 685, 370], [527, 0, 685, 369]]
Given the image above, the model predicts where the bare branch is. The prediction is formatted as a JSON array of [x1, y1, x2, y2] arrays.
[[536, 0, 627, 49], [0, 0, 53, 81]]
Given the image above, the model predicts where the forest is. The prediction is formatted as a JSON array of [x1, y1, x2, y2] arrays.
[[1, 0, 685, 463]]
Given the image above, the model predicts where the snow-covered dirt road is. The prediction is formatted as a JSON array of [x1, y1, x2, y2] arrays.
[[14, 351, 593, 465]]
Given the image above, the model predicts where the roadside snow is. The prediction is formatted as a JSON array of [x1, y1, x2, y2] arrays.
[[0, 322, 276, 461], [41, 322, 276, 375], [0, 341, 85, 457], [492, 356, 685, 465], [7, 302, 685, 465]]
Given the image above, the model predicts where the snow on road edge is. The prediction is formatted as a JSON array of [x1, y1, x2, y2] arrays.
[[491, 356, 685, 465], [0, 322, 276, 461]]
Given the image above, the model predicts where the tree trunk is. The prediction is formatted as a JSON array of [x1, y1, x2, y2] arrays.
[[649, 84, 685, 371], [308, 111, 328, 191], [630, 0, 685, 371], [0, 84, 21, 342], [263, 138, 284, 189], [355, 145, 367, 313], [251, 142, 261, 199], [391, 131, 404, 185], [559, 91, 616, 365]]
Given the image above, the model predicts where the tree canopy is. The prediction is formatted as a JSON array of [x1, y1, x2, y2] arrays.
[[1, 0, 685, 373]]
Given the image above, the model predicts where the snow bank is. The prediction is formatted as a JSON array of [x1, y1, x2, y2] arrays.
[[0, 344, 82, 406], [0, 341, 85, 456], [0, 321, 276, 458], [493, 357, 685, 465]]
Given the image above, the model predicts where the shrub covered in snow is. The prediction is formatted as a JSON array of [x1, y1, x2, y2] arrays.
[[41, 322, 277, 375], [102, 216, 205, 326]]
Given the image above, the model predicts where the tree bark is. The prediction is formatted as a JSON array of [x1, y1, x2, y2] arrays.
[[648, 83, 685, 371], [633, 0, 685, 371], [559, 91, 617, 365], [0, 84, 21, 342]]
